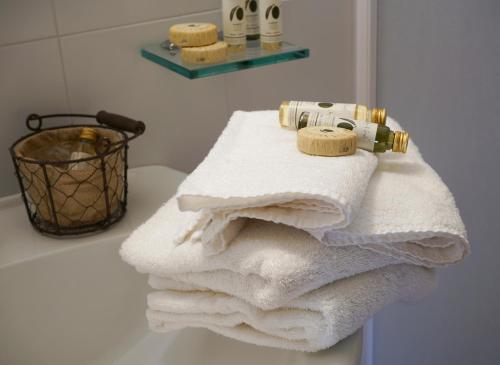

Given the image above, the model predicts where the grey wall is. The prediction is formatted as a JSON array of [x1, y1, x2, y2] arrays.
[[375, 1, 500, 364], [0, 0, 354, 198]]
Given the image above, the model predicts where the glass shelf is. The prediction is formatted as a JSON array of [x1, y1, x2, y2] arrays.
[[141, 39, 309, 79]]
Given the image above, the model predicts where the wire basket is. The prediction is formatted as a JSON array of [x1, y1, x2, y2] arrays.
[[9, 111, 145, 237]]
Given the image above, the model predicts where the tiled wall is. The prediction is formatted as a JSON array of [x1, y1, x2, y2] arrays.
[[0, 0, 354, 197]]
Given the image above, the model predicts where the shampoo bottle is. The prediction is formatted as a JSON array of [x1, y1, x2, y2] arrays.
[[259, 0, 282, 50], [245, 0, 260, 40], [222, 0, 247, 51], [280, 101, 387, 127]]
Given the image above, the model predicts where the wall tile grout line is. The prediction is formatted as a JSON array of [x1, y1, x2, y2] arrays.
[[56, 8, 222, 39], [0, 36, 59, 50], [222, 74, 231, 120], [0, 8, 222, 49], [49, 0, 73, 113]]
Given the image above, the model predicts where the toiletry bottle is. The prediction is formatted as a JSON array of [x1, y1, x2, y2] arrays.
[[223, 0, 247, 51], [296, 112, 408, 153], [69, 128, 98, 170], [245, 0, 260, 40], [280, 101, 387, 126], [260, 0, 282, 50]]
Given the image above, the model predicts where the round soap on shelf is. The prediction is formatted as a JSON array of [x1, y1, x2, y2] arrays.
[[181, 41, 228, 64], [169, 23, 218, 47], [297, 126, 357, 157]]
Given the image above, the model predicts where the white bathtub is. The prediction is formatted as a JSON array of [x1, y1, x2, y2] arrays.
[[0, 166, 362, 365]]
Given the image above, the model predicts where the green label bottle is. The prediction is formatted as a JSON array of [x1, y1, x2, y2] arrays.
[[279, 101, 387, 128], [296, 112, 408, 153]]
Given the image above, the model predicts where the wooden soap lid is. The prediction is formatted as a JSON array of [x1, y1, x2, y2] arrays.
[[169, 23, 218, 47], [297, 126, 357, 157]]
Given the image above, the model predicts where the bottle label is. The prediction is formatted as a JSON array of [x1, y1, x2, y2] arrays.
[[300, 112, 377, 151], [223, 0, 246, 46], [287, 101, 362, 128], [245, 0, 259, 36], [259, 0, 282, 43]]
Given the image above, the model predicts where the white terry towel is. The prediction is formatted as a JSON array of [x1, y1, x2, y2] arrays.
[[310, 117, 469, 267], [122, 199, 407, 310], [175, 112, 468, 265], [146, 264, 436, 352], [174, 110, 378, 253]]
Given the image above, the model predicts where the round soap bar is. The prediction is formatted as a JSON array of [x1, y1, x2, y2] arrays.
[[169, 23, 218, 47], [181, 41, 228, 64], [297, 126, 357, 157]]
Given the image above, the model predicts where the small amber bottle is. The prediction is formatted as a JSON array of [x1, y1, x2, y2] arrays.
[[296, 112, 408, 153], [69, 128, 98, 170], [279, 101, 387, 127]]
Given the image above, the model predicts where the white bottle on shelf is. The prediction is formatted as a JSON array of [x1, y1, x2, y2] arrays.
[[222, 0, 247, 50], [245, 0, 260, 40], [259, 0, 282, 50]]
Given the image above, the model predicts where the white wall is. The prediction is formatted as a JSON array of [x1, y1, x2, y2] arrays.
[[0, 0, 354, 197], [375, 1, 500, 364]]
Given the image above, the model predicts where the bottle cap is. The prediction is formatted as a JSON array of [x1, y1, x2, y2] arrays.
[[79, 128, 98, 142], [371, 108, 387, 125], [279, 101, 290, 127], [392, 131, 409, 153], [297, 126, 357, 157]]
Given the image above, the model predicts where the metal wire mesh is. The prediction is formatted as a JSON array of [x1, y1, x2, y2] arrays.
[[10, 121, 132, 236]]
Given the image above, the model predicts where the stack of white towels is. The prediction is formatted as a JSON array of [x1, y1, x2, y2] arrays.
[[121, 111, 469, 352]]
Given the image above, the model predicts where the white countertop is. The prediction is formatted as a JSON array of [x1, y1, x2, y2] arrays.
[[115, 328, 363, 365], [0, 165, 186, 269]]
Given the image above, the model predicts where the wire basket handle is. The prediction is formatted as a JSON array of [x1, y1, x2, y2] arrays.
[[25, 112, 145, 142], [96, 111, 145, 141]]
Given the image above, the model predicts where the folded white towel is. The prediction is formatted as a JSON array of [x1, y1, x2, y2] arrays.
[[121, 198, 405, 310], [146, 264, 436, 352], [310, 117, 469, 267], [175, 111, 470, 267], [174, 112, 468, 265], [174, 110, 378, 253]]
